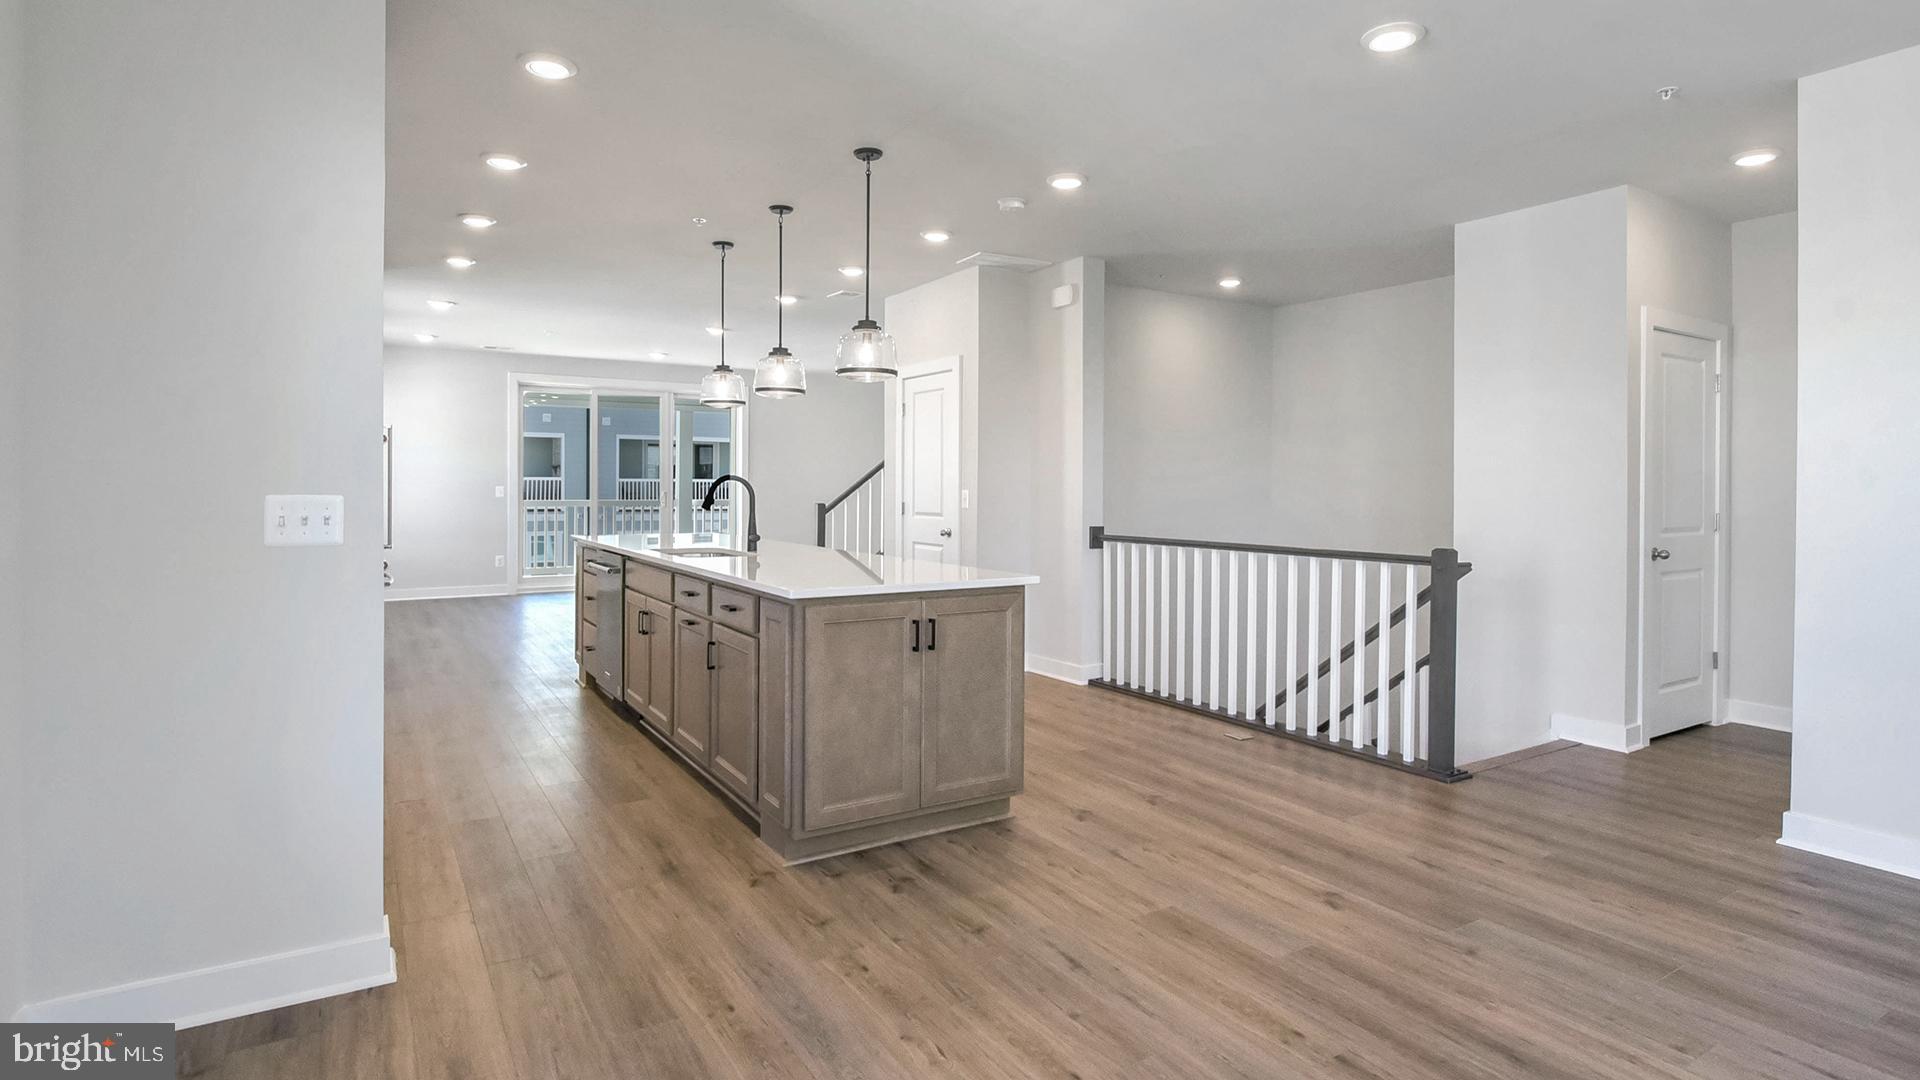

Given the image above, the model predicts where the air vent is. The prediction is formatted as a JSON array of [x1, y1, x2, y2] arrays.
[[955, 251, 1053, 271], [826, 288, 863, 298]]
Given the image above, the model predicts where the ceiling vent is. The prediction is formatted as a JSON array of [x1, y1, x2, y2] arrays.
[[954, 251, 1053, 271], [826, 288, 863, 298]]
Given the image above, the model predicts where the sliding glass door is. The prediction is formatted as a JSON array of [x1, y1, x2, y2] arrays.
[[517, 380, 746, 583]]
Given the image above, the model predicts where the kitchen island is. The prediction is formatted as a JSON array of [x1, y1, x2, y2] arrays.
[[574, 534, 1037, 863]]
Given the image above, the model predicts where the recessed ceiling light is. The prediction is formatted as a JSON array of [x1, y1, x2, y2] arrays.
[[1361, 21, 1426, 53], [458, 213, 497, 229], [692, 217, 708, 227], [482, 152, 528, 171], [776, 294, 798, 305], [997, 196, 1027, 212], [1731, 147, 1781, 168], [647, 351, 668, 360], [838, 265, 865, 278], [1219, 277, 1242, 289], [426, 298, 457, 312], [706, 325, 728, 336], [1047, 172, 1086, 191], [445, 255, 476, 269], [518, 52, 577, 80], [414, 333, 437, 343], [921, 229, 951, 243]]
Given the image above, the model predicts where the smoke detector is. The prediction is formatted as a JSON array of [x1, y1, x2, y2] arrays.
[[997, 196, 1027, 212]]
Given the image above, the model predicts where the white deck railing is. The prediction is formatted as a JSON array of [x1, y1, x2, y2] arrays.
[[617, 477, 661, 501], [522, 498, 732, 575], [523, 476, 562, 500]]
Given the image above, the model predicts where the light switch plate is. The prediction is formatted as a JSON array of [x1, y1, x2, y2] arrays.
[[265, 495, 345, 546]]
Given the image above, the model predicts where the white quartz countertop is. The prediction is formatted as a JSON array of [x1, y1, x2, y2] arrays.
[[574, 534, 1038, 600]]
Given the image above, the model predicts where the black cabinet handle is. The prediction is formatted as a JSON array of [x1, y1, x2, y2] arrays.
[[720, 603, 740, 612], [582, 644, 596, 653], [911, 618, 920, 652], [927, 617, 937, 651], [681, 589, 700, 597], [682, 618, 697, 627], [706, 640, 717, 671]]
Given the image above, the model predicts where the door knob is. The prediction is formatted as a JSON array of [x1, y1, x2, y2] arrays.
[[1650, 547, 1672, 561], [939, 528, 953, 537]]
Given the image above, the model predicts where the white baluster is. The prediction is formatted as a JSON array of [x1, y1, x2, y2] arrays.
[[1159, 546, 1171, 694], [1305, 558, 1320, 736], [1328, 560, 1343, 742], [1418, 663, 1431, 762], [1377, 562, 1392, 757], [1190, 548, 1203, 703], [1130, 543, 1143, 689], [1264, 554, 1279, 728], [1284, 556, 1299, 732], [1174, 546, 1187, 701], [1209, 549, 1223, 710], [1226, 551, 1239, 717], [1401, 563, 1418, 763], [1352, 562, 1368, 749], [1100, 541, 1112, 683], [1246, 554, 1260, 722], [1142, 545, 1157, 695]]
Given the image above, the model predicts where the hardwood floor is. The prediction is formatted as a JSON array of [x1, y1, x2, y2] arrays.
[[178, 592, 1920, 1079]]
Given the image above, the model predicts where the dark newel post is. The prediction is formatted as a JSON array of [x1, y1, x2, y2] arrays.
[[1427, 547, 1463, 777], [1088, 525, 1105, 550], [816, 502, 828, 548]]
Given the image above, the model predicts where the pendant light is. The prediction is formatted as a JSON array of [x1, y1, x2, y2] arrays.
[[754, 204, 807, 398], [699, 240, 747, 408], [835, 147, 898, 382]]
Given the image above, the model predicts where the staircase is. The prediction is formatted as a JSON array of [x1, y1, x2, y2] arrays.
[[1088, 526, 1471, 782], [816, 462, 884, 557]]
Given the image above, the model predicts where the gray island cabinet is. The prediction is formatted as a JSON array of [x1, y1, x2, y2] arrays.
[[575, 535, 1035, 863]]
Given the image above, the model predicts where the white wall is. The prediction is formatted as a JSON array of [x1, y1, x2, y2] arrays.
[[1104, 286, 1275, 544], [1728, 213, 1798, 728], [1271, 277, 1454, 554], [884, 269, 983, 566], [0, 0, 25, 1024], [1453, 187, 1631, 762], [15, 0, 389, 1023], [383, 345, 882, 595], [1783, 44, 1920, 879]]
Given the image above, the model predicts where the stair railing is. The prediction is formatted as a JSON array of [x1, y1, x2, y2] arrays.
[[1088, 527, 1471, 782], [817, 462, 885, 557]]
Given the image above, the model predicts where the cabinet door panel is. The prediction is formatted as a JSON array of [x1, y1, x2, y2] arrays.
[[921, 591, 1023, 806], [643, 595, 675, 736], [709, 624, 759, 802], [622, 591, 651, 714], [801, 599, 921, 830], [672, 613, 712, 763]]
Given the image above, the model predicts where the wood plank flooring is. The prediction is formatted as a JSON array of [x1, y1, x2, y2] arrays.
[[178, 592, 1920, 1079]]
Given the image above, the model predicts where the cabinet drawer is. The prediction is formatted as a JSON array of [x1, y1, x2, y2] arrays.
[[626, 560, 673, 603], [671, 574, 711, 613], [711, 585, 758, 635]]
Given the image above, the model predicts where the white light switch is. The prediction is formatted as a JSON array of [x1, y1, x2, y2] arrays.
[[265, 495, 345, 546], [494, 485, 506, 498]]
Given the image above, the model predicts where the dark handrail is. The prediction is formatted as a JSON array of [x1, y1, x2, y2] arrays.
[[1089, 525, 1445, 568], [816, 461, 884, 547]]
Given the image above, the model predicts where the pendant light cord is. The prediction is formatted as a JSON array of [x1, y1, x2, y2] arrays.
[[777, 214, 784, 347], [863, 157, 873, 322], [718, 244, 728, 371]]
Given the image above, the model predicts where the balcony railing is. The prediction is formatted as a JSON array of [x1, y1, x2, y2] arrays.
[[521, 498, 731, 576], [617, 477, 661, 501], [523, 476, 562, 500]]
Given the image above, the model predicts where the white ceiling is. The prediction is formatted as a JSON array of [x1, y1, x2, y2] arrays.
[[385, 0, 1920, 365]]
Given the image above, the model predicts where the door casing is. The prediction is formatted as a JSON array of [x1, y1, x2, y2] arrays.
[[1634, 308, 1731, 747]]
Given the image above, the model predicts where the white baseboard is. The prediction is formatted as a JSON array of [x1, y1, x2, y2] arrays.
[[1780, 811, 1920, 882], [13, 918, 395, 1030], [1025, 654, 1101, 685], [1550, 712, 1643, 753], [1724, 698, 1792, 732], [385, 584, 514, 602]]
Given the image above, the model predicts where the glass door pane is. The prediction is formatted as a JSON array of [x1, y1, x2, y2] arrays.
[[597, 393, 664, 537], [673, 398, 741, 546], [520, 388, 593, 577]]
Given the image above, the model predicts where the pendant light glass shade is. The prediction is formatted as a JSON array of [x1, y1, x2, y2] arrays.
[[754, 346, 807, 397], [755, 204, 807, 398], [700, 240, 746, 409], [837, 147, 898, 382], [835, 320, 898, 382]]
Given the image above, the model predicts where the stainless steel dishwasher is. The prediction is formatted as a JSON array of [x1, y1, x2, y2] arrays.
[[582, 557, 624, 697]]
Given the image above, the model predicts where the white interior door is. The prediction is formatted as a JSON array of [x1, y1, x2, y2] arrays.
[[899, 364, 960, 565], [1642, 327, 1722, 739]]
